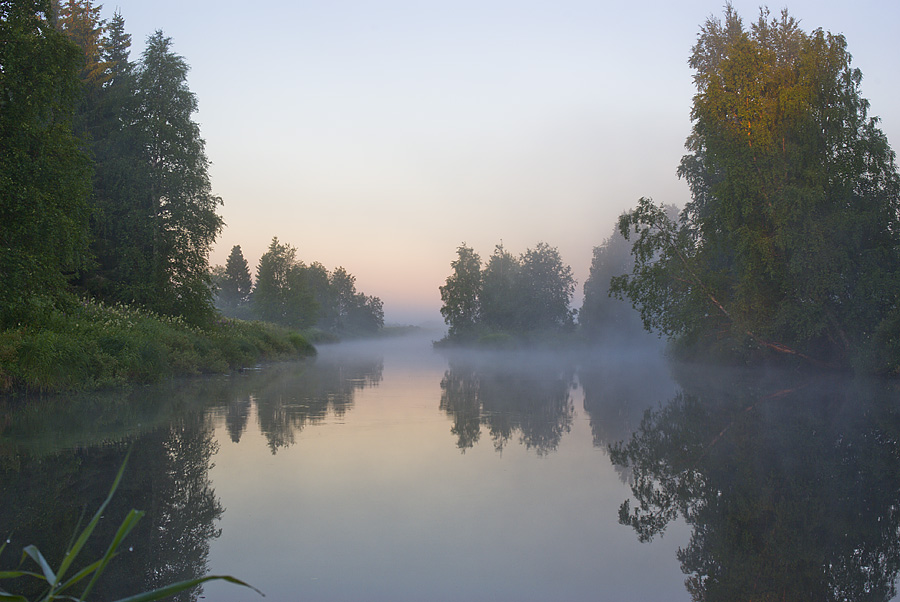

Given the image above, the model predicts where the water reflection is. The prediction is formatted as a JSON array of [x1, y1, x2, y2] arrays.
[[579, 348, 678, 451], [610, 366, 900, 601], [0, 350, 384, 599], [439, 353, 576, 454], [211, 352, 383, 452], [0, 410, 221, 602]]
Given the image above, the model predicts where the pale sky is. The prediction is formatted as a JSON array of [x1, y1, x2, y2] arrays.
[[101, 0, 900, 324]]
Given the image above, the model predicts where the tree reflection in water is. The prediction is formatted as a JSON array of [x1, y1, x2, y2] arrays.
[[609, 366, 900, 601], [0, 352, 384, 599], [0, 410, 222, 602], [210, 354, 383, 452], [439, 354, 575, 454]]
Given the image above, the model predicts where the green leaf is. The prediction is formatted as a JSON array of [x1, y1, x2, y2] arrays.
[[112, 575, 264, 602], [0, 591, 29, 602], [21, 546, 55, 584], [56, 449, 131, 585], [53, 558, 104, 593], [75, 509, 144, 600], [0, 570, 44, 580]]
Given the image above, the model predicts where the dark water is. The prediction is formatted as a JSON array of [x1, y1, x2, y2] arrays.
[[2, 334, 899, 601]]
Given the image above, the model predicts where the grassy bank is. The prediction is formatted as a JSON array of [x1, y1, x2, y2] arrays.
[[0, 299, 315, 394]]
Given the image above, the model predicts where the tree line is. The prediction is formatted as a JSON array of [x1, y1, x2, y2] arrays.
[[437, 236, 657, 345], [1, 1, 381, 338], [441, 7, 900, 375], [211, 240, 384, 336], [1, 0, 221, 326]]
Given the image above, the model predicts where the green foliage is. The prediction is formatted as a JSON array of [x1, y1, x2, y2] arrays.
[[582, 208, 676, 342], [613, 6, 900, 372], [0, 1, 92, 328], [245, 239, 384, 336], [252, 238, 319, 329], [72, 22, 223, 327], [480, 244, 519, 332], [0, 299, 315, 394], [517, 242, 576, 331], [439, 241, 576, 342], [131, 31, 223, 324], [439, 244, 483, 338], [0, 452, 259, 601]]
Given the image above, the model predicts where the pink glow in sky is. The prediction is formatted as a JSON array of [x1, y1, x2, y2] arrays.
[[99, 0, 900, 324]]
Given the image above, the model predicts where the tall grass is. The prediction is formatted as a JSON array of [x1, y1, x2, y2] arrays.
[[0, 299, 316, 394]]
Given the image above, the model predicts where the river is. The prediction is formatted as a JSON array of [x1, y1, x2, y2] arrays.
[[2, 333, 899, 601]]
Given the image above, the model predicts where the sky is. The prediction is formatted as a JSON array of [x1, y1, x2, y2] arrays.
[[98, 0, 900, 325]]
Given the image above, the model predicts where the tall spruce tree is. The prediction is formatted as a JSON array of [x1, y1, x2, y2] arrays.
[[219, 245, 252, 309], [133, 31, 223, 322]]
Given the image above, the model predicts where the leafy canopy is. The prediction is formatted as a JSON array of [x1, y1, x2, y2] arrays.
[[612, 5, 900, 372]]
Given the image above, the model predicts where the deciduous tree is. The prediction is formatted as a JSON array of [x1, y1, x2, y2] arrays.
[[439, 244, 482, 338], [252, 238, 318, 329], [613, 6, 900, 371], [0, 0, 92, 325]]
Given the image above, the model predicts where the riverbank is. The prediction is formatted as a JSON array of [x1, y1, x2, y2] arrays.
[[0, 299, 315, 394]]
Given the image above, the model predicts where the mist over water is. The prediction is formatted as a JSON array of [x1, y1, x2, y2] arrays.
[[4, 333, 900, 600]]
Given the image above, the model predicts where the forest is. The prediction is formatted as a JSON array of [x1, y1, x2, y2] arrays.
[[4, 0, 900, 394], [440, 8, 900, 375], [0, 1, 383, 393], [211, 240, 383, 337]]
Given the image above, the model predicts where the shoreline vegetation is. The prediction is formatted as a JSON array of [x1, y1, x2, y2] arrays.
[[435, 8, 900, 376], [0, 298, 316, 395]]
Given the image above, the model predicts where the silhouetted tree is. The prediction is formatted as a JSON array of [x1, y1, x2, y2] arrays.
[[481, 243, 520, 332], [581, 207, 676, 342], [217, 245, 252, 309], [252, 237, 319, 329], [133, 31, 223, 323], [439, 244, 482, 338], [516, 242, 576, 332]]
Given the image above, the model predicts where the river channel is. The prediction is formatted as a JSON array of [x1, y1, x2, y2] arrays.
[[3, 333, 900, 601]]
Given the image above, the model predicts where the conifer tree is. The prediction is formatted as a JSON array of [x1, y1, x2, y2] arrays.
[[220, 245, 252, 308]]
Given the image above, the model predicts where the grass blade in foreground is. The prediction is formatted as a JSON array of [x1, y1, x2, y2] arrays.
[[0, 451, 261, 600], [112, 575, 264, 602]]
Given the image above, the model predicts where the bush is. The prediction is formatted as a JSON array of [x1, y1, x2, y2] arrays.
[[0, 300, 316, 394]]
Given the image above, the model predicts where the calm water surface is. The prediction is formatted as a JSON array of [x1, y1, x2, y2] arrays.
[[3, 334, 900, 601]]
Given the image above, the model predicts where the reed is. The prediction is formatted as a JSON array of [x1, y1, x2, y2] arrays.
[[0, 452, 261, 601]]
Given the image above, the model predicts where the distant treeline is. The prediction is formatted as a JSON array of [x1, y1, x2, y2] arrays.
[[211, 240, 384, 336], [436, 237, 656, 346]]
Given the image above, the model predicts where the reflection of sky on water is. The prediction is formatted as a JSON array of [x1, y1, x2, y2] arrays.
[[203, 334, 689, 601], [6, 336, 900, 600]]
